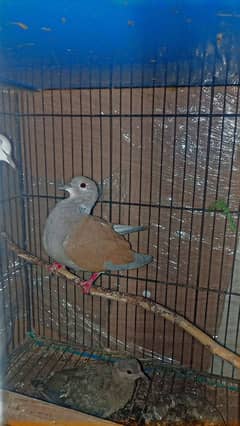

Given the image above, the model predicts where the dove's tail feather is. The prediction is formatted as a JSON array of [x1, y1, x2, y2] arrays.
[[113, 224, 147, 235], [105, 253, 153, 272]]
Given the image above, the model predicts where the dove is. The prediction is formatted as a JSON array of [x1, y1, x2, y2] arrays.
[[0, 134, 16, 168], [43, 176, 153, 293], [32, 359, 148, 419]]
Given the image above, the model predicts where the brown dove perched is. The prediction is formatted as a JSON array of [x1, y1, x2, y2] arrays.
[[43, 176, 153, 293]]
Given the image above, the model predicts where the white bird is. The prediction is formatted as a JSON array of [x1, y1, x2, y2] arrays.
[[0, 134, 16, 169]]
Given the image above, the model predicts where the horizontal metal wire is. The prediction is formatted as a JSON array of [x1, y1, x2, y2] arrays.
[[20, 194, 240, 215], [1, 111, 240, 119]]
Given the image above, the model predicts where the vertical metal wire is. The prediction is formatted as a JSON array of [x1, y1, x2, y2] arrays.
[[49, 70, 61, 342], [89, 70, 94, 347], [217, 85, 240, 379], [7, 91, 22, 347], [19, 91, 36, 332], [78, 71, 86, 346], [168, 71, 179, 363], [124, 67, 133, 352], [0, 241, 8, 354], [59, 69, 69, 343], [175, 71, 191, 364], [107, 67, 113, 349], [134, 69, 144, 355], [191, 58, 216, 367], [143, 63, 156, 357], [153, 65, 168, 360], [182, 58, 205, 366], [159, 64, 168, 357], [116, 66, 123, 350], [0, 145, 10, 355], [162, 66, 179, 363], [69, 68, 77, 344], [32, 84, 46, 337], [98, 68, 103, 347], [202, 64, 229, 372], [16, 94, 33, 331], [39, 68, 50, 339], [14, 90, 32, 336], [40, 69, 54, 340], [0, 90, 17, 351]]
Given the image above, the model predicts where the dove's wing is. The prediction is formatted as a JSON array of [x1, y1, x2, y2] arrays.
[[113, 224, 147, 235], [63, 215, 135, 272]]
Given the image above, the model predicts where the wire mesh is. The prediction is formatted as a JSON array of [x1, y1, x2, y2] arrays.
[[0, 68, 240, 390], [4, 334, 240, 424]]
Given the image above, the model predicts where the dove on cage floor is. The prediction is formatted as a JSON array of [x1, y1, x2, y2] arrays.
[[43, 176, 153, 293], [32, 358, 148, 419]]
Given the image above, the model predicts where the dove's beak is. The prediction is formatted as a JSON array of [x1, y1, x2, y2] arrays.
[[6, 155, 16, 169], [58, 184, 71, 191], [1, 148, 16, 169]]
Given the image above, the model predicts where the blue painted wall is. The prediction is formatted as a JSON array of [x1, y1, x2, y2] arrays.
[[0, 1, 240, 89]]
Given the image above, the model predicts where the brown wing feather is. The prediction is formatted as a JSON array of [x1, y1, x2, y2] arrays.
[[63, 215, 135, 272]]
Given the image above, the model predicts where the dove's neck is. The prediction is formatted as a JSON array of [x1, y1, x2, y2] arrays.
[[78, 204, 92, 215], [67, 196, 95, 215]]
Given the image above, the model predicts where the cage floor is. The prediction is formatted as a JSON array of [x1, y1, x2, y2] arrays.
[[4, 334, 240, 425]]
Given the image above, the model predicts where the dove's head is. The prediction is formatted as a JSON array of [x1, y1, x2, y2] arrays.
[[113, 359, 149, 383], [60, 176, 99, 208], [0, 134, 16, 169]]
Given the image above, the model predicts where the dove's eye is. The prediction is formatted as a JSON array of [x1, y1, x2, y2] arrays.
[[127, 369, 133, 374], [80, 182, 87, 189]]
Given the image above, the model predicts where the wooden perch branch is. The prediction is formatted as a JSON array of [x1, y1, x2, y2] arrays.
[[1, 231, 240, 370]]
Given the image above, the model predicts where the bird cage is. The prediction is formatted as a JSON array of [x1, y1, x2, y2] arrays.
[[0, 1, 240, 424]]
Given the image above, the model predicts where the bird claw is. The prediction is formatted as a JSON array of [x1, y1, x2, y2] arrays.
[[48, 261, 64, 272], [76, 272, 102, 294], [79, 280, 93, 294]]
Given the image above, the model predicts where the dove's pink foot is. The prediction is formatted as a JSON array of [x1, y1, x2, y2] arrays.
[[48, 261, 64, 272], [79, 272, 101, 294]]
